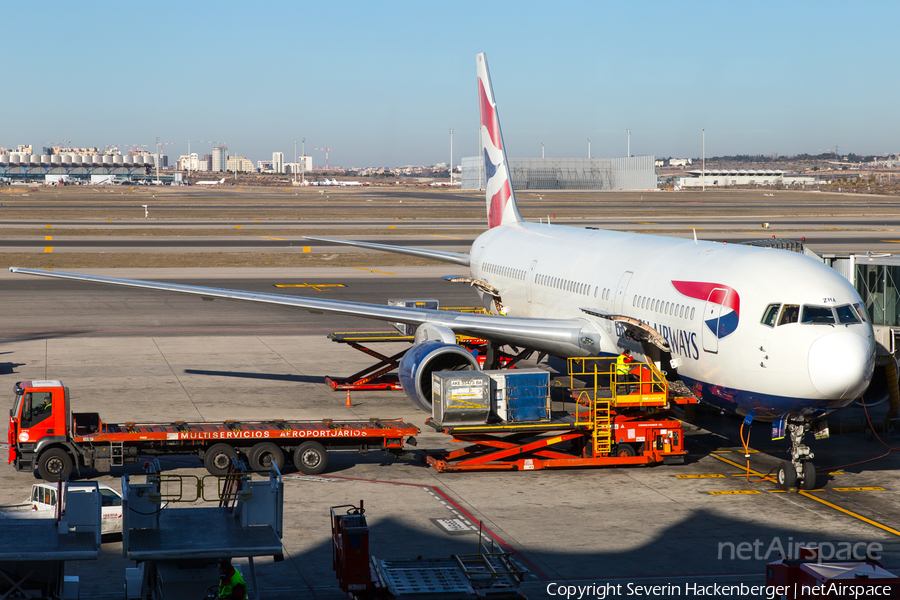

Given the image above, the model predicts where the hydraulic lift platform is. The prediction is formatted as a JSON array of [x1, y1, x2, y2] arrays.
[[0, 482, 102, 599], [422, 357, 694, 473], [122, 462, 284, 600], [325, 324, 518, 391], [325, 331, 412, 390]]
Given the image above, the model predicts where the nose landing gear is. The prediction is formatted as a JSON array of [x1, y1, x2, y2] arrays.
[[777, 420, 818, 491]]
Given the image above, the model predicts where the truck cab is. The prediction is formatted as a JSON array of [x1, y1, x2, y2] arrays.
[[8, 380, 72, 478]]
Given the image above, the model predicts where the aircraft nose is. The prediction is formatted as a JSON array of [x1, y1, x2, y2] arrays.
[[808, 331, 874, 399]]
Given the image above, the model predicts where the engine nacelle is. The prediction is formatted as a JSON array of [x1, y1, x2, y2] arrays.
[[398, 341, 481, 412]]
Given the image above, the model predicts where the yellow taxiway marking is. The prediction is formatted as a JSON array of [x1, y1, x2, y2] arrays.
[[632, 222, 658, 225], [709, 490, 761, 495], [711, 451, 899, 536], [106, 219, 111, 222], [235, 225, 242, 229], [274, 283, 346, 291], [882, 240, 900, 244], [676, 474, 725, 479], [711, 450, 734, 454], [832, 487, 886, 492], [302, 246, 311, 253], [799, 491, 900, 537], [45, 236, 52, 240], [260, 236, 286, 241], [388, 225, 396, 229], [829, 471, 845, 475], [709, 452, 766, 477], [352, 267, 398, 275], [44, 247, 53, 253], [252, 219, 261, 222], [429, 234, 463, 240], [45, 225, 51, 229]]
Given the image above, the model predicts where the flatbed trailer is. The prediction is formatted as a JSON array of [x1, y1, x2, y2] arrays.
[[8, 380, 418, 481], [422, 357, 692, 472]]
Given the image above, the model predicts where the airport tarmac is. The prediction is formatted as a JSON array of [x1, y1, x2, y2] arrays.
[[1, 271, 898, 600]]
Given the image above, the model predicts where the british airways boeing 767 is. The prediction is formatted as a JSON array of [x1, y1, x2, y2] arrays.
[[10, 53, 874, 490]]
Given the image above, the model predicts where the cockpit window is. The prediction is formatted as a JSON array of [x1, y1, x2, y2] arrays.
[[778, 304, 800, 326], [835, 304, 861, 325], [801, 305, 835, 325], [852, 302, 868, 322], [761, 303, 781, 327]]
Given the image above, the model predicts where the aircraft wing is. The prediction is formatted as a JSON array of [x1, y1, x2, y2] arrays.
[[302, 236, 470, 266], [9, 267, 588, 351]]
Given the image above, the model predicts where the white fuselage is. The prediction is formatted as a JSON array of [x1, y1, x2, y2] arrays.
[[469, 222, 875, 420]]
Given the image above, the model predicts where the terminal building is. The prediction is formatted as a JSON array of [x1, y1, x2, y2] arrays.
[[0, 148, 160, 184], [676, 169, 819, 188], [460, 156, 657, 191]]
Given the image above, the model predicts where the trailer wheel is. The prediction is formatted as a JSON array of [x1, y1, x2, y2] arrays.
[[204, 443, 237, 476], [249, 442, 284, 472], [293, 441, 328, 475], [614, 444, 637, 458], [38, 448, 73, 482]]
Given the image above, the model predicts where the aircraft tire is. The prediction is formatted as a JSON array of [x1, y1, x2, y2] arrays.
[[248, 442, 284, 472], [38, 448, 73, 482], [293, 441, 328, 475], [777, 460, 798, 491], [204, 443, 237, 476], [800, 461, 818, 490]]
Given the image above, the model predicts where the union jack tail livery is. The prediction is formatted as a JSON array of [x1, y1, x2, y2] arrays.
[[477, 53, 522, 229]]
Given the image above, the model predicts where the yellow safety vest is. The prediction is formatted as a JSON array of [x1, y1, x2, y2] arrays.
[[615, 354, 632, 376], [218, 569, 247, 599]]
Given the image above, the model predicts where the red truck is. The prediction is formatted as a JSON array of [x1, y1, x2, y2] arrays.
[[8, 380, 419, 481]]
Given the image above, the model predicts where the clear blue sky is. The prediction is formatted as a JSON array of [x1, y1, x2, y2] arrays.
[[2, 1, 897, 167]]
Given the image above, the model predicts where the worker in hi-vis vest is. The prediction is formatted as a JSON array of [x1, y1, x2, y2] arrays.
[[615, 349, 637, 394], [217, 558, 247, 600]]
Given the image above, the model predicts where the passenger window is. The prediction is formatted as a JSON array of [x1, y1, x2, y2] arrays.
[[802, 305, 836, 325], [835, 304, 861, 325], [690, 307, 695, 320], [778, 304, 800, 325], [761, 303, 781, 327]]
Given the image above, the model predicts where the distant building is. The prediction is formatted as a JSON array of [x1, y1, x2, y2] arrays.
[[177, 153, 203, 172], [675, 169, 819, 188], [669, 158, 693, 167], [226, 155, 254, 172], [299, 155, 312, 173], [272, 152, 284, 174], [258, 160, 274, 172], [211, 146, 227, 172], [461, 156, 657, 190], [201, 154, 212, 171]]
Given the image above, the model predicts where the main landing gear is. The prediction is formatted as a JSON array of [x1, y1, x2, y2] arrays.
[[776, 420, 818, 491]]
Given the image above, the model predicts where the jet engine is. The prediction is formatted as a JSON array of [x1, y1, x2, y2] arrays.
[[398, 341, 480, 412]]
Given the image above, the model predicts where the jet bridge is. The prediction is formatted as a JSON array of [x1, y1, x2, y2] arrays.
[[122, 462, 284, 600], [0, 481, 102, 599]]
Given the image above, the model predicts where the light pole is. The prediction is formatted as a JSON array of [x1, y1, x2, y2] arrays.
[[301, 138, 305, 181], [293, 140, 297, 184], [541, 143, 544, 159], [187, 139, 191, 179], [587, 138, 591, 159], [627, 129, 631, 158], [701, 129, 706, 191], [449, 129, 453, 184]]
